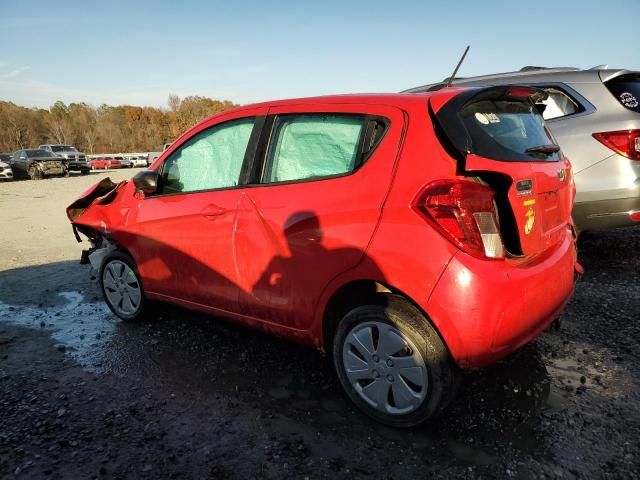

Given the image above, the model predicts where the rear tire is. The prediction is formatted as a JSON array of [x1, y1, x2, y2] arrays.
[[332, 295, 458, 427], [100, 251, 152, 322]]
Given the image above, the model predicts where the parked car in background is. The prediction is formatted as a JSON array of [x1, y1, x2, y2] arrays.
[[39, 144, 90, 175], [404, 66, 640, 231], [123, 155, 147, 168], [89, 156, 122, 170], [134, 155, 149, 167], [88, 157, 108, 170], [0, 161, 13, 181], [67, 87, 578, 427], [10, 149, 65, 179], [147, 152, 162, 166], [0, 153, 12, 163], [120, 156, 134, 168], [110, 156, 123, 169]]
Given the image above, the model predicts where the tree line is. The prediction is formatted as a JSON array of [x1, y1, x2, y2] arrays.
[[0, 95, 238, 154]]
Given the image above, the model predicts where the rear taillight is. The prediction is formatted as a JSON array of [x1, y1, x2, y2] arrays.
[[412, 180, 505, 259], [592, 130, 640, 160]]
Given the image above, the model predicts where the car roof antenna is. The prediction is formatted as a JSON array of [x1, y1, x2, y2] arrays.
[[445, 45, 470, 87]]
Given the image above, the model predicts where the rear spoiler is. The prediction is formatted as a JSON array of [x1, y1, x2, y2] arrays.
[[599, 69, 640, 83]]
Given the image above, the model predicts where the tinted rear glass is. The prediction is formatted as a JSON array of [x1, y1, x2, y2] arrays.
[[51, 145, 76, 152], [605, 76, 640, 113], [460, 99, 560, 161]]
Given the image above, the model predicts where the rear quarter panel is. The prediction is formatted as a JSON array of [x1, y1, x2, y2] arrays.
[[364, 99, 459, 329]]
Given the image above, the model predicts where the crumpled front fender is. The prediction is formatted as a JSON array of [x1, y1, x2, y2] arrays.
[[66, 178, 133, 241]]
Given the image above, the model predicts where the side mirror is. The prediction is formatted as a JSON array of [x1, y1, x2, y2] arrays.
[[133, 169, 159, 195]]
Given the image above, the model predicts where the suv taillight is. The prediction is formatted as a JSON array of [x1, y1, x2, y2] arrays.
[[412, 180, 505, 260], [592, 130, 640, 160]]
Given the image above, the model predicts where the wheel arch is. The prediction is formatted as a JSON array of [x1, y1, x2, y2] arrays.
[[320, 279, 452, 357]]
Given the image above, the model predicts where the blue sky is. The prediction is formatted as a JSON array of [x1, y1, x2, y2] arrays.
[[1, 0, 639, 109]]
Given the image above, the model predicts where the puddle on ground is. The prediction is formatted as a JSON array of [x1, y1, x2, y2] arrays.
[[0, 291, 117, 373]]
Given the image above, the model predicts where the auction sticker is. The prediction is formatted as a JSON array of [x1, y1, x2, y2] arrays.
[[475, 113, 489, 124], [620, 92, 639, 108]]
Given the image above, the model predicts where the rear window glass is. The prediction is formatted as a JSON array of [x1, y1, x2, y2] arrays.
[[605, 76, 640, 113], [460, 99, 560, 161]]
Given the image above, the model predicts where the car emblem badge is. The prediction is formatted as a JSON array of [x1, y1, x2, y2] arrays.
[[557, 169, 566, 182], [525, 207, 535, 235]]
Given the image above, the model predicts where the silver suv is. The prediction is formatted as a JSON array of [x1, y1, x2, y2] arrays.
[[39, 144, 90, 175], [405, 66, 640, 231]]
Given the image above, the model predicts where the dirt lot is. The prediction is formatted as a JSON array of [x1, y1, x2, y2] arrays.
[[0, 171, 639, 479]]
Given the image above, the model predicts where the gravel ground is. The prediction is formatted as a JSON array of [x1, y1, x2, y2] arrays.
[[0, 171, 639, 479]]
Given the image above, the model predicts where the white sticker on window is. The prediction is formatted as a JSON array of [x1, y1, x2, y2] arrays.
[[475, 113, 489, 124], [486, 113, 500, 123], [620, 92, 639, 108]]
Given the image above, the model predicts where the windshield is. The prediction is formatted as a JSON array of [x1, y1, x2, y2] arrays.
[[51, 145, 77, 152], [459, 99, 560, 161], [26, 149, 52, 158]]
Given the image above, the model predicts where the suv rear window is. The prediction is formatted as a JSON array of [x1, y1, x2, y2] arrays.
[[458, 98, 560, 162], [605, 75, 640, 113]]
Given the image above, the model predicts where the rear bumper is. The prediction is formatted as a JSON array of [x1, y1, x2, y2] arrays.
[[573, 196, 640, 231], [426, 231, 576, 369]]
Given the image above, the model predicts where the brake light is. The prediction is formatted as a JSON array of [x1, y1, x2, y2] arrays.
[[505, 86, 537, 99], [412, 180, 505, 259], [592, 130, 640, 160]]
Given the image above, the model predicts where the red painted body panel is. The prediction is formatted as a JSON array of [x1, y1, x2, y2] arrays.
[[69, 91, 578, 370], [425, 232, 576, 368], [234, 103, 406, 331]]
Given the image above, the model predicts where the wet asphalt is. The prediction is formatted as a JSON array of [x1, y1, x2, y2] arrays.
[[0, 225, 639, 479]]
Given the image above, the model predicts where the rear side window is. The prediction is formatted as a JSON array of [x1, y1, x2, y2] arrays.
[[460, 99, 560, 161], [538, 88, 579, 120], [605, 75, 640, 113], [264, 114, 365, 183]]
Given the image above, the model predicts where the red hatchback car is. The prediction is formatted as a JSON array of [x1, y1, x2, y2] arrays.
[[90, 157, 122, 170], [67, 86, 578, 426]]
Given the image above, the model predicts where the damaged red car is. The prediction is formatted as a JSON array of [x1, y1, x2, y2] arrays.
[[67, 86, 579, 426]]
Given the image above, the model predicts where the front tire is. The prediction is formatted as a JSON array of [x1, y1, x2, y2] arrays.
[[332, 296, 458, 427], [100, 251, 149, 322], [27, 165, 42, 180]]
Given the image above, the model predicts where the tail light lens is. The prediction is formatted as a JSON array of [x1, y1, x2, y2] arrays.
[[592, 130, 640, 160], [412, 180, 505, 259]]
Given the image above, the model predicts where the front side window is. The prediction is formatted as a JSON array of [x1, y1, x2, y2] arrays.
[[263, 114, 365, 183], [161, 118, 255, 194]]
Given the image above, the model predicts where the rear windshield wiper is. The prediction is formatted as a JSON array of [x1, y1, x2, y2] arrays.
[[525, 144, 560, 156]]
